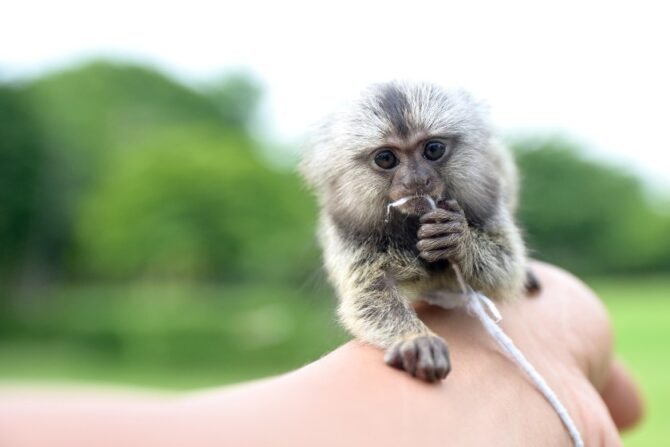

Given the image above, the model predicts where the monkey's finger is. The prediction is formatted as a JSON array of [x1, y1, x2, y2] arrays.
[[437, 199, 464, 215], [418, 223, 463, 239], [440, 339, 451, 363], [420, 209, 464, 224], [431, 340, 450, 379], [419, 248, 459, 263], [384, 343, 403, 369], [400, 339, 418, 376], [415, 338, 436, 382], [417, 236, 460, 253], [419, 208, 451, 223]]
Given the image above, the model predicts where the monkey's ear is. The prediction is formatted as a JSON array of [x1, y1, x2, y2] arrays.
[[298, 118, 334, 191], [298, 141, 315, 178], [297, 155, 316, 188], [297, 146, 326, 191]]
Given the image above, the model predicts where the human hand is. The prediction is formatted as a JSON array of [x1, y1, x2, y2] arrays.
[[210, 262, 642, 447], [0, 263, 643, 447]]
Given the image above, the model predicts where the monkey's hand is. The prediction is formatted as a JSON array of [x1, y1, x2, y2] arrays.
[[384, 333, 451, 382], [417, 199, 468, 263]]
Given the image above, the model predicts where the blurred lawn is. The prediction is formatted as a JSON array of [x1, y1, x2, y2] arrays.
[[0, 282, 348, 388], [0, 277, 667, 446], [588, 277, 670, 447]]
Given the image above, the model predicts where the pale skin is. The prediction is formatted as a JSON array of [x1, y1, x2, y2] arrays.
[[0, 263, 643, 447]]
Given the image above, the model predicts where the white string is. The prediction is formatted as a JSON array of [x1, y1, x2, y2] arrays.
[[385, 196, 437, 223], [387, 195, 584, 447], [454, 267, 584, 447], [468, 293, 585, 446]]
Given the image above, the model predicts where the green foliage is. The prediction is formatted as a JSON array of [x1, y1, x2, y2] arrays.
[[7, 61, 263, 282], [24, 60, 224, 156], [3, 59, 668, 284], [0, 283, 346, 387], [74, 125, 316, 280], [203, 70, 263, 130], [0, 86, 44, 279], [514, 138, 670, 274]]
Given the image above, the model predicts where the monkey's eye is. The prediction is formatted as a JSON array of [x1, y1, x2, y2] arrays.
[[424, 141, 446, 161], [374, 150, 398, 169]]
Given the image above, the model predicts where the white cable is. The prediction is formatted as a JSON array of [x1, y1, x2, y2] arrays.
[[387, 195, 584, 447]]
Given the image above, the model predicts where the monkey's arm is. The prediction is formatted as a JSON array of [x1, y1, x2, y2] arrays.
[[417, 200, 525, 299], [321, 226, 450, 381]]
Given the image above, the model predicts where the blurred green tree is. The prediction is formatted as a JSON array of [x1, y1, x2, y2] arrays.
[[203, 70, 264, 130], [8, 61, 270, 283], [0, 87, 45, 283], [2, 59, 669, 287], [514, 137, 670, 275], [74, 125, 317, 281]]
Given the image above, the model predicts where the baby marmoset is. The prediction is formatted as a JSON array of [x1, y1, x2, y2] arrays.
[[301, 81, 534, 382]]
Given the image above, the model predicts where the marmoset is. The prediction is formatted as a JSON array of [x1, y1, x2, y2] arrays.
[[301, 81, 536, 382]]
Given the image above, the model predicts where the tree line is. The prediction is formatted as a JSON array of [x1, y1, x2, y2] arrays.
[[1, 61, 668, 293]]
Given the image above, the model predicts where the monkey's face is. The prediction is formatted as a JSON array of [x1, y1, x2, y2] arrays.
[[302, 81, 501, 233], [369, 135, 455, 215]]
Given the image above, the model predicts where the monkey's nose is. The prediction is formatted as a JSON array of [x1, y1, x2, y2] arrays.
[[401, 175, 431, 188], [411, 176, 432, 190]]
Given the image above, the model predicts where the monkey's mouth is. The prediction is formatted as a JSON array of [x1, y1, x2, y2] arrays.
[[386, 195, 437, 218]]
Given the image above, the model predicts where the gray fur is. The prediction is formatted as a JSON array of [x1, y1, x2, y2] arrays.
[[300, 81, 528, 381], [374, 83, 412, 137]]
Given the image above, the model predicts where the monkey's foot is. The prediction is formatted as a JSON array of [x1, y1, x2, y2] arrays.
[[525, 268, 542, 296], [384, 334, 451, 382]]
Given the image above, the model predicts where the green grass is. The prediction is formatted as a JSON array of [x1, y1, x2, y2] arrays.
[[0, 277, 668, 446], [0, 282, 348, 388], [587, 277, 670, 447]]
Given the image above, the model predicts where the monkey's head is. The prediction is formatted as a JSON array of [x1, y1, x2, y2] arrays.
[[301, 81, 501, 235]]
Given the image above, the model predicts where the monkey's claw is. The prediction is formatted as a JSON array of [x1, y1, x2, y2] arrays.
[[417, 200, 467, 263], [384, 334, 451, 382]]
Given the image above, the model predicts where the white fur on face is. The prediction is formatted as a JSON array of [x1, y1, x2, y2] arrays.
[[301, 81, 497, 229]]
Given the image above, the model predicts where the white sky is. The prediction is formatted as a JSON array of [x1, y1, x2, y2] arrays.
[[2, 0, 669, 191]]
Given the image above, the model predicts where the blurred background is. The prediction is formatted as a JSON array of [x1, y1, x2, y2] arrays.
[[1, 1, 668, 445]]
